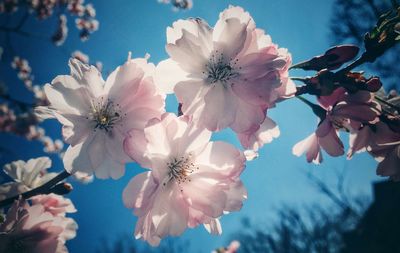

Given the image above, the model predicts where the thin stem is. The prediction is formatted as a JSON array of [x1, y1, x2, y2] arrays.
[[296, 95, 327, 120], [290, 77, 309, 82], [0, 170, 71, 208]]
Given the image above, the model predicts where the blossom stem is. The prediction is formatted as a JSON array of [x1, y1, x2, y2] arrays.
[[290, 77, 308, 82], [296, 96, 327, 120], [0, 170, 71, 208]]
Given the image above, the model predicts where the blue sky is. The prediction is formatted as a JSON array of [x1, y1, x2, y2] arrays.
[[0, 0, 383, 252]]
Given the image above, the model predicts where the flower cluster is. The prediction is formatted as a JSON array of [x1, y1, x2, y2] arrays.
[[74, 3, 99, 41], [52, 14, 68, 46], [0, 197, 76, 253], [0, 0, 18, 13], [291, 44, 400, 179], [0, 0, 98, 44], [3, 57, 64, 154], [1, 3, 399, 252]]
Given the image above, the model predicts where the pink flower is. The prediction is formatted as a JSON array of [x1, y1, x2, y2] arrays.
[[43, 56, 165, 179], [123, 113, 247, 246], [294, 90, 381, 164], [292, 124, 343, 164], [237, 116, 280, 159], [0, 157, 57, 200], [31, 194, 78, 242], [0, 198, 75, 253], [155, 6, 294, 149], [349, 122, 400, 180]]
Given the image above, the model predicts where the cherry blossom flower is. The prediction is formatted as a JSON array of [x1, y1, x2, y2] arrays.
[[123, 113, 247, 246], [0, 198, 75, 253], [155, 6, 294, 150], [52, 14, 68, 46], [293, 90, 381, 164], [71, 50, 89, 64], [237, 116, 280, 159], [349, 122, 400, 180], [43, 56, 165, 179], [31, 194, 78, 242], [0, 157, 57, 200]]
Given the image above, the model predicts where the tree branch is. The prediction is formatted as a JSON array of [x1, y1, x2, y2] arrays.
[[0, 170, 71, 208]]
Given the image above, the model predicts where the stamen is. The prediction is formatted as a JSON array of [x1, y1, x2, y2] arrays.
[[87, 96, 124, 132], [204, 50, 239, 86], [164, 153, 199, 186]]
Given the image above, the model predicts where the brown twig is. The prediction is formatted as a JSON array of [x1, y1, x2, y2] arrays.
[[0, 170, 71, 208]]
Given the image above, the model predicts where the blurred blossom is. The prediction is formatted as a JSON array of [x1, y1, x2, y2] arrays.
[[0, 198, 76, 253], [67, 0, 85, 16], [42, 57, 165, 179], [11, 56, 34, 89], [52, 14, 68, 46], [0, 0, 19, 13], [212, 240, 240, 253], [123, 113, 247, 246], [0, 157, 58, 201], [159, 0, 193, 10], [28, 0, 57, 19], [75, 3, 99, 41], [31, 193, 78, 243], [71, 50, 89, 64], [72, 171, 94, 184]]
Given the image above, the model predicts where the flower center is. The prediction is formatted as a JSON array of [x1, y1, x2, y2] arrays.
[[204, 50, 239, 85], [164, 153, 199, 185], [87, 97, 123, 132]]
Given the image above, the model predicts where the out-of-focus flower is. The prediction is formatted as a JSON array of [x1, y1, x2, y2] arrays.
[[11, 56, 33, 89], [349, 122, 400, 181], [123, 113, 247, 246], [291, 45, 359, 71], [52, 14, 68, 46], [75, 3, 99, 41], [71, 50, 89, 64], [0, 0, 19, 13], [158, 0, 193, 10], [28, 0, 57, 19], [71, 171, 94, 184], [31, 194, 78, 242], [42, 56, 165, 179], [156, 6, 294, 152], [212, 240, 241, 253], [67, 0, 85, 16], [0, 157, 58, 200], [0, 198, 75, 253]]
